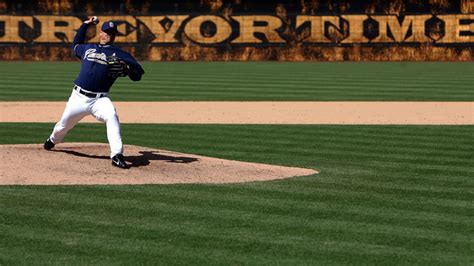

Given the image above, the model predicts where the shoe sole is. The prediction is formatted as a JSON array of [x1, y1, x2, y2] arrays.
[[44, 139, 55, 150], [112, 161, 129, 169]]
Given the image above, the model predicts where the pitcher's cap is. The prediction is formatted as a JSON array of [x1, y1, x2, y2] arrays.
[[102, 21, 117, 33]]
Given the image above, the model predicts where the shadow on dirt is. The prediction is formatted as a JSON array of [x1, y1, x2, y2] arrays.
[[127, 151, 198, 167], [53, 149, 198, 168]]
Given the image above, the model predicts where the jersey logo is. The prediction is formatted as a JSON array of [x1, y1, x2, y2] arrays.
[[84, 48, 107, 65]]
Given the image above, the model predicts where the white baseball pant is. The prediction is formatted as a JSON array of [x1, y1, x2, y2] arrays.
[[49, 88, 123, 158]]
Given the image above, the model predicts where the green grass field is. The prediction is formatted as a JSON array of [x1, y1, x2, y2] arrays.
[[0, 61, 473, 101], [0, 62, 473, 264]]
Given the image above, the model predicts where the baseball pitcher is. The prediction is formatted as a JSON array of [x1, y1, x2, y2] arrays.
[[44, 16, 145, 169]]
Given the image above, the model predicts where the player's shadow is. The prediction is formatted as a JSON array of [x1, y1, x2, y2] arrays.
[[53, 149, 109, 159], [53, 149, 198, 168], [126, 151, 198, 168]]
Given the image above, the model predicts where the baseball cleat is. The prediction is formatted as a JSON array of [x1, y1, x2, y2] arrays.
[[111, 154, 128, 169], [43, 138, 55, 150]]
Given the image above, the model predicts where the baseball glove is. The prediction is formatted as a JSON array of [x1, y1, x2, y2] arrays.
[[106, 55, 130, 78]]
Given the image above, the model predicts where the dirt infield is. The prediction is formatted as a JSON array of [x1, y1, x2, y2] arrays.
[[1, 101, 473, 124], [0, 143, 317, 185]]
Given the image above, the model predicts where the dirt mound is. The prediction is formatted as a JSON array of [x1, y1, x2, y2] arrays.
[[0, 143, 317, 185]]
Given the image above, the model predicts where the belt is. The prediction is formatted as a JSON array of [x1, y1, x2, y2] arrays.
[[74, 85, 107, 98]]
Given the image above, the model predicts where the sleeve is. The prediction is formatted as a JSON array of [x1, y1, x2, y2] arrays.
[[73, 44, 86, 59], [72, 23, 90, 59], [121, 52, 145, 81]]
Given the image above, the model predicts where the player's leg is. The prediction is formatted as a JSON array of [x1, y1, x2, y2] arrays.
[[47, 90, 89, 146], [90, 97, 127, 168], [90, 97, 123, 158]]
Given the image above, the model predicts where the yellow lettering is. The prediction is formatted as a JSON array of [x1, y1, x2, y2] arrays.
[[296, 16, 342, 43], [404, 15, 431, 42], [341, 15, 368, 43], [137, 15, 188, 43], [0, 16, 34, 42], [34, 15, 82, 43], [437, 14, 474, 43], [184, 15, 232, 44], [232, 15, 284, 43], [372, 15, 408, 42]]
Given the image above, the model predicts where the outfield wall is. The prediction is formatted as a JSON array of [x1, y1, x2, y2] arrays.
[[0, 13, 473, 61]]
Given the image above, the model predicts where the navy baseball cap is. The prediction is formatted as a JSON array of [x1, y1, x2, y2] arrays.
[[102, 21, 118, 34]]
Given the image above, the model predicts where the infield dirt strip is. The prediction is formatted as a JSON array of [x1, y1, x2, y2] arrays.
[[1, 101, 473, 124]]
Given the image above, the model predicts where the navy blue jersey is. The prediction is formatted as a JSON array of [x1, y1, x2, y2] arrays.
[[72, 23, 144, 93]]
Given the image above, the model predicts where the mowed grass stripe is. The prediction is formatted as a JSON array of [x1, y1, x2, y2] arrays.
[[1, 187, 471, 228], [1, 62, 473, 100], [163, 137, 471, 170], [140, 74, 474, 83], [208, 125, 474, 145], [181, 140, 470, 162], [4, 123, 470, 154], [4, 123, 470, 158], [0, 78, 472, 93], [0, 80, 74, 85], [1, 188, 471, 246], [1, 186, 471, 265], [8, 73, 472, 85], [2, 183, 470, 221], [145, 77, 474, 86], [132, 125, 472, 164], [1, 220, 466, 265], [2, 91, 470, 100], [200, 128, 472, 150], [244, 180, 472, 210], [4, 185, 468, 237], [3, 87, 471, 99], [127, 88, 471, 97], [2, 189, 469, 239], [124, 81, 473, 91], [10, 69, 466, 78], [1, 197, 470, 252], [131, 123, 472, 138]]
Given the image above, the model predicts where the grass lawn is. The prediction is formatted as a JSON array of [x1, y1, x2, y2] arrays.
[[1, 123, 472, 264], [0, 61, 473, 101]]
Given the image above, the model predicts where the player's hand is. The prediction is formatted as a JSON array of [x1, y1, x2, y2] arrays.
[[84, 16, 99, 25]]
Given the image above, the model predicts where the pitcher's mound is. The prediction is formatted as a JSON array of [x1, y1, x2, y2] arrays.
[[0, 143, 317, 185]]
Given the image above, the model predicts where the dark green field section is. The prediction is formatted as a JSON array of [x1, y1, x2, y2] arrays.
[[1, 123, 473, 264], [0, 62, 473, 101]]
